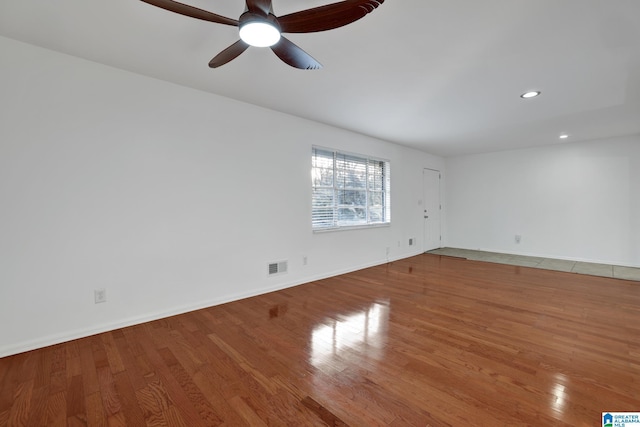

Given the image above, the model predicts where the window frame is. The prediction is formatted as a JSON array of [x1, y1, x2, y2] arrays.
[[312, 146, 391, 232]]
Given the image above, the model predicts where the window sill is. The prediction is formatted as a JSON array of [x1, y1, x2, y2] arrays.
[[312, 223, 391, 233]]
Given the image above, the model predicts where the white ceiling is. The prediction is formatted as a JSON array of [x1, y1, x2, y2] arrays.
[[2, 0, 640, 156]]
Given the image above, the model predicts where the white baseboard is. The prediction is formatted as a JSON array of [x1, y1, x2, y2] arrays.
[[0, 253, 422, 358]]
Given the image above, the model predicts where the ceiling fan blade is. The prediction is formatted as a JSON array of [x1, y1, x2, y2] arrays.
[[209, 40, 250, 68], [140, 0, 238, 26], [277, 0, 383, 33], [245, 0, 273, 16], [270, 36, 322, 70]]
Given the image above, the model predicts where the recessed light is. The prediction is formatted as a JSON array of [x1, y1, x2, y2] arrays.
[[520, 91, 541, 99], [559, 134, 569, 139]]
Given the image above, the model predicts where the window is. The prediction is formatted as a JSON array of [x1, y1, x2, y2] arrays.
[[312, 147, 391, 231]]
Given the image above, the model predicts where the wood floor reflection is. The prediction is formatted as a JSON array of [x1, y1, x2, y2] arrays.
[[1, 254, 639, 426]]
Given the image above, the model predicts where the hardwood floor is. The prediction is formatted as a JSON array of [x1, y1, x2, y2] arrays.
[[1, 254, 639, 426]]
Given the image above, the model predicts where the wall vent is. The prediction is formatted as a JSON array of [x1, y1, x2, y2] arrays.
[[268, 261, 288, 276]]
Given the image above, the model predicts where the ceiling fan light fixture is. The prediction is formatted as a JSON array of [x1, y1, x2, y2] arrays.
[[239, 21, 281, 47]]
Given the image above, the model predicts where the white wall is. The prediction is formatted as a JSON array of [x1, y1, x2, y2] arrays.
[[0, 36, 443, 357], [445, 135, 640, 267]]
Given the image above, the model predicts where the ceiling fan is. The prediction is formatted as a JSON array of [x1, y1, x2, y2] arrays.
[[140, 0, 384, 69]]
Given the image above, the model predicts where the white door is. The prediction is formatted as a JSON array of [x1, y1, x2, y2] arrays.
[[423, 169, 441, 251]]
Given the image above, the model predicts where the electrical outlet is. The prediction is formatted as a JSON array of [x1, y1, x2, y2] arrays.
[[515, 234, 522, 243], [386, 247, 390, 255], [94, 288, 107, 304], [409, 238, 414, 246], [303, 256, 308, 266]]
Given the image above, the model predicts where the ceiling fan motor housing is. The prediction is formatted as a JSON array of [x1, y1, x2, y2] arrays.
[[239, 11, 281, 31]]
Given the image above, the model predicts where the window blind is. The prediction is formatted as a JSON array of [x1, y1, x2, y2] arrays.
[[312, 147, 390, 230]]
